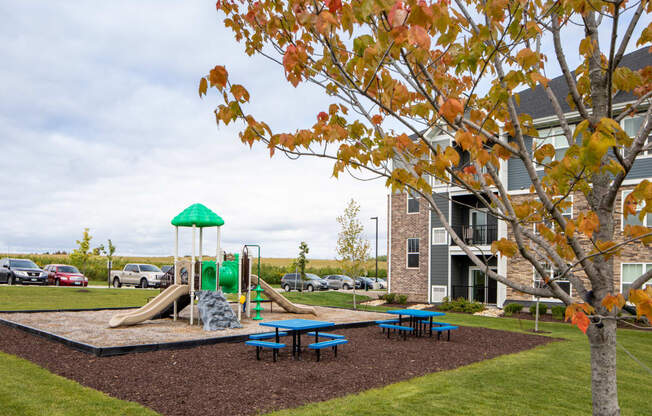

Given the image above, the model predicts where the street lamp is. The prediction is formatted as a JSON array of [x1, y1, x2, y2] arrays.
[[370, 216, 378, 282]]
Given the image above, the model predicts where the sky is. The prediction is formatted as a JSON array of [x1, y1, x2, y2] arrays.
[[0, 1, 645, 259], [0, 1, 388, 258]]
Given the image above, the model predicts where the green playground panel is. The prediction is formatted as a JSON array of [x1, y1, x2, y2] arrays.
[[201, 254, 239, 293]]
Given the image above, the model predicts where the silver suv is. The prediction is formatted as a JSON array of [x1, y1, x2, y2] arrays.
[[323, 275, 354, 290], [280, 273, 329, 292]]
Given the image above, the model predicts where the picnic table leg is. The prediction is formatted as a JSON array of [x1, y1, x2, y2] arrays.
[[429, 317, 433, 337], [275, 328, 280, 343], [315, 330, 319, 343], [297, 331, 302, 359], [256, 346, 260, 360], [292, 332, 297, 357]]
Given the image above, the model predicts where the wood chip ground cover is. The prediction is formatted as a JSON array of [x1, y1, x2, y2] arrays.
[[0, 324, 557, 416]]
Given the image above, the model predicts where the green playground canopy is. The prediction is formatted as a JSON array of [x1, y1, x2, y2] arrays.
[[171, 203, 225, 227]]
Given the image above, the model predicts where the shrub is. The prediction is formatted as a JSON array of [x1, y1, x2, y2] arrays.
[[551, 305, 566, 320], [381, 293, 397, 303], [396, 294, 408, 305], [529, 303, 548, 316], [503, 303, 524, 316], [438, 297, 485, 314]]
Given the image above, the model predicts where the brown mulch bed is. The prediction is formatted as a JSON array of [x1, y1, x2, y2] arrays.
[[0, 324, 558, 416]]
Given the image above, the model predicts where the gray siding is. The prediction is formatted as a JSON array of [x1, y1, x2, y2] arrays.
[[628, 157, 652, 180], [430, 191, 449, 287], [430, 246, 448, 286], [508, 136, 532, 191], [431, 192, 449, 227]]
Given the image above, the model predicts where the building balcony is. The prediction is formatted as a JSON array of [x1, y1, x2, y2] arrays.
[[451, 224, 497, 246]]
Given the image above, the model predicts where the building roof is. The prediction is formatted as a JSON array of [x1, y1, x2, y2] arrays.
[[515, 47, 651, 120], [171, 203, 225, 228]]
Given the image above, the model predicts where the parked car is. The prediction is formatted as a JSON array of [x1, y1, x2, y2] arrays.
[[111, 263, 164, 288], [280, 273, 329, 292], [0, 258, 48, 285], [43, 264, 88, 287], [161, 265, 173, 274], [355, 277, 375, 290], [375, 278, 387, 289], [323, 274, 354, 290]]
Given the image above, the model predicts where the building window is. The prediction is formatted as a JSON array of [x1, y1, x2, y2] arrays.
[[623, 114, 649, 157], [407, 238, 419, 268], [432, 228, 448, 245], [534, 195, 573, 234], [533, 263, 571, 299], [622, 190, 652, 229], [534, 127, 569, 169], [407, 191, 419, 214], [621, 263, 652, 294]]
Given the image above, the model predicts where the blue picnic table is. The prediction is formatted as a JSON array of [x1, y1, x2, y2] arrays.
[[259, 319, 334, 359], [385, 309, 445, 337]]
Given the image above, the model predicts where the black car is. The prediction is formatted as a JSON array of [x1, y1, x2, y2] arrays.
[[355, 277, 375, 290], [0, 258, 48, 285]]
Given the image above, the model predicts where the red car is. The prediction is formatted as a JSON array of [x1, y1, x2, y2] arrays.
[[44, 264, 89, 287]]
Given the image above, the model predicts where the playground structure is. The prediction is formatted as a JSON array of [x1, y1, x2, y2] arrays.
[[109, 203, 315, 329]]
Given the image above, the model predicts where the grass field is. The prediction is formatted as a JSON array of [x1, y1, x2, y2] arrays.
[[7, 253, 387, 283], [0, 289, 649, 415], [0, 287, 151, 311]]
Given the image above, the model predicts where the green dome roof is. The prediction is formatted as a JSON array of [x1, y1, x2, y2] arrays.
[[171, 203, 224, 227]]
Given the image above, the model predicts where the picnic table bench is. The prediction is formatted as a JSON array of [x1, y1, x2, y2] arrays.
[[308, 338, 348, 361], [244, 340, 286, 362]]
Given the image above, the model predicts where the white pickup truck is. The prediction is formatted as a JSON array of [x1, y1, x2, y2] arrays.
[[111, 264, 164, 288]]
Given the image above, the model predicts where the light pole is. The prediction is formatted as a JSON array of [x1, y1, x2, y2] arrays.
[[370, 216, 378, 282]]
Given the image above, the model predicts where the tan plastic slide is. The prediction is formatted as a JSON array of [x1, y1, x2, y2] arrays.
[[253, 275, 317, 315], [109, 284, 190, 328]]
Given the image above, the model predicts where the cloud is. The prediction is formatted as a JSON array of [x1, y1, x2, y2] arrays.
[[0, 1, 388, 259]]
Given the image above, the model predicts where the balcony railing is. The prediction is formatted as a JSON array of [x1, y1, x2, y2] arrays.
[[451, 224, 497, 246], [451, 285, 498, 304]]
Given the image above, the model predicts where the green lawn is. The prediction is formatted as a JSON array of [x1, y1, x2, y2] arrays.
[[0, 286, 152, 311], [0, 290, 650, 415], [268, 304, 652, 416], [0, 351, 156, 416]]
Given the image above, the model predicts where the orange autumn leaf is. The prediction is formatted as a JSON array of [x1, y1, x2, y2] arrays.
[[491, 238, 518, 257], [371, 114, 383, 125], [198, 77, 208, 98], [572, 310, 591, 334], [209, 65, 228, 90], [230, 84, 250, 103], [601, 293, 626, 312], [440, 98, 463, 123]]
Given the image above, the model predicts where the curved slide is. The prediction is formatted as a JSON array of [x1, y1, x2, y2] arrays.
[[253, 275, 317, 315], [109, 284, 190, 328]]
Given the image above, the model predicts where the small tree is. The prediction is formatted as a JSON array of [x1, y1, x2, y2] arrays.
[[336, 199, 370, 308], [205, 2, 652, 412], [70, 228, 92, 274], [336, 199, 370, 277], [295, 241, 309, 279]]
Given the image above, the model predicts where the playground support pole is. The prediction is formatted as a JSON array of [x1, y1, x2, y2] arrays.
[[191, 225, 196, 326], [244, 245, 261, 318], [174, 226, 179, 321], [237, 251, 242, 322], [216, 226, 222, 288], [199, 227, 203, 289], [215, 225, 222, 290]]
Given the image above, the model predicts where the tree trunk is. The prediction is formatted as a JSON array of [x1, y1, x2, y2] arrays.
[[587, 319, 620, 416]]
